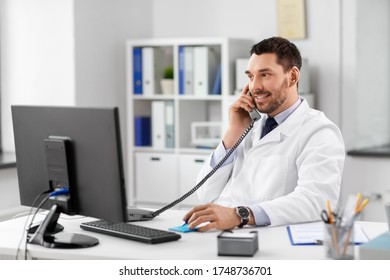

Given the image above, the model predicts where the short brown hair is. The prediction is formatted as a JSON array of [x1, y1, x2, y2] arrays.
[[250, 37, 302, 72]]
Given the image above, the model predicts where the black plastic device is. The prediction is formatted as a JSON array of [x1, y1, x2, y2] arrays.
[[28, 137, 98, 248], [12, 106, 127, 248], [80, 220, 181, 244], [44, 136, 75, 214]]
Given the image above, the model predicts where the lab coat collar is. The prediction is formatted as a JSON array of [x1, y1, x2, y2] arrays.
[[254, 99, 310, 144]]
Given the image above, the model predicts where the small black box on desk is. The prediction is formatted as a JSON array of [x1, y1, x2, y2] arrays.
[[217, 230, 258, 257]]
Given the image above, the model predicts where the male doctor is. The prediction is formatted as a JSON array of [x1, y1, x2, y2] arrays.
[[184, 37, 345, 231]]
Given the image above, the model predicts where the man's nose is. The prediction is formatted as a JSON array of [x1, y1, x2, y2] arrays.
[[250, 77, 264, 93]]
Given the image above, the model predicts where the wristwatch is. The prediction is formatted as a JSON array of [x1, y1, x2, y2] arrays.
[[235, 206, 250, 228]]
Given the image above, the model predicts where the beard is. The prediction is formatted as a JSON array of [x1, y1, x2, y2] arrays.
[[253, 78, 289, 115]]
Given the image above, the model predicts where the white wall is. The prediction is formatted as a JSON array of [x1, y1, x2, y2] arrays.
[[341, 0, 390, 150], [354, 0, 390, 149], [73, 0, 153, 157], [73, 0, 153, 119], [0, 0, 76, 152], [0, 0, 154, 152], [341, 0, 390, 222]]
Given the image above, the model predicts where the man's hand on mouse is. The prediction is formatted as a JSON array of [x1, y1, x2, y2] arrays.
[[183, 203, 242, 232]]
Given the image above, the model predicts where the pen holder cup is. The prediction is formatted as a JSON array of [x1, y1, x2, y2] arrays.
[[324, 223, 354, 260]]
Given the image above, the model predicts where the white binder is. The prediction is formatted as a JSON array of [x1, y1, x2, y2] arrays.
[[184, 46, 194, 95], [151, 101, 166, 149], [142, 47, 164, 95], [165, 101, 175, 148], [193, 46, 218, 96]]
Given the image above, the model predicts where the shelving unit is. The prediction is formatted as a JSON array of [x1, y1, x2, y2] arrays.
[[126, 37, 253, 208]]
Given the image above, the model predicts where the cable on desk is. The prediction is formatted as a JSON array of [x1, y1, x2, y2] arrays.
[[15, 189, 50, 260], [15, 187, 69, 260], [152, 120, 255, 217]]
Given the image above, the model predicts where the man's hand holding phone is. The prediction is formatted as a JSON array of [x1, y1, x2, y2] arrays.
[[223, 84, 260, 148]]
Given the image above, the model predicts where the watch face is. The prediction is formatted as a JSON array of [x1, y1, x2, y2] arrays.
[[238, 207, 250, 218]]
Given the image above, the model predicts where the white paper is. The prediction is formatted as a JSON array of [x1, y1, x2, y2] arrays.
[[288, 222, 369, 244]]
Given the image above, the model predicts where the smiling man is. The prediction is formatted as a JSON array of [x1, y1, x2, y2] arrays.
[[183, 37, 345, 231]]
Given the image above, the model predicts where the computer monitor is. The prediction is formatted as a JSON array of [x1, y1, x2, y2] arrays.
[[12, 105, 128, 248]]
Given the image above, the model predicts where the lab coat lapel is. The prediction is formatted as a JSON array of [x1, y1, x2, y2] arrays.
[[279, 99, 309, 137], [259, 125, 282, 144], [253, 99, 310, 146]]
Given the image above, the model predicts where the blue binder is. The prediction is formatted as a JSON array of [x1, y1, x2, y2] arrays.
[[178, 46, 185, 95], [211, 64, 222, 95], [134, 116, 151, 146], [133, 47, 143, 94]]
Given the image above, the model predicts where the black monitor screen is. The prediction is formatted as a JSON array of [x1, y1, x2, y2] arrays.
[[12, 105, 128, 224]]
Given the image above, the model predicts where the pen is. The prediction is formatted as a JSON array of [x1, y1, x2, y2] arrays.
[[326, 200, 334, 224], [354, 193, 362, 213], [342, 197, 369, 257], [342, 212, 362, 257], [356, 198, 368, 213]]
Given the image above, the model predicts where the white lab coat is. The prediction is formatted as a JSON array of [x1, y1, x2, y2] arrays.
[[196, 99, 345, 226]]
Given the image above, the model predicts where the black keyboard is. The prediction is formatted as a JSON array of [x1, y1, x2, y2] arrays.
[[80, 220, 181, 244]]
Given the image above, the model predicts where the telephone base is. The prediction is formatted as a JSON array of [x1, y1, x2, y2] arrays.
[[127, 208, 156, 221]]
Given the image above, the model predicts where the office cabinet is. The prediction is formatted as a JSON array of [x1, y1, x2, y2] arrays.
[[126, 37, 253, 207], [134, 152, 177, 204], [178, 154, 210, 206]]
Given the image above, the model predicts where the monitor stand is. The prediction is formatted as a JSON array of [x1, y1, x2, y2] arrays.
[[28, 204, 99, 249], [28, 222, 64, 235]]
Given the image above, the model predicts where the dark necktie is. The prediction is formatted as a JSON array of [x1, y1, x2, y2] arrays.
[[261, 117, 278, 138]]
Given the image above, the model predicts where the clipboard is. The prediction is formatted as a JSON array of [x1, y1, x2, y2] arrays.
[[287, 223, 321, 245], [287, 222, 369, 246]]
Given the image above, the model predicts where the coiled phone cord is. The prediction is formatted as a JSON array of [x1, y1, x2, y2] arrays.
[[152, 120, 256, 217]]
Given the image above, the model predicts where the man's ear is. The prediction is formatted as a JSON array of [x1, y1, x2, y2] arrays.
[[289, 66, 300, 87]]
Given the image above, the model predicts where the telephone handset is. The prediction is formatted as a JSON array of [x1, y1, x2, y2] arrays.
[[247, 91, 261, 122], [249, 109, 261, 122], [127, 92, 262, 221]]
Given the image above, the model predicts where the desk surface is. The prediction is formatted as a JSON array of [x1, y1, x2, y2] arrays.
[[0, 209, 387, 260]]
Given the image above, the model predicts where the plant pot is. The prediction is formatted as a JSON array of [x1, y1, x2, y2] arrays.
[[160, 79, 174, 95]]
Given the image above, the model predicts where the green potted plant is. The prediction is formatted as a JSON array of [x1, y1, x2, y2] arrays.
[[160, 65, 174, 95]]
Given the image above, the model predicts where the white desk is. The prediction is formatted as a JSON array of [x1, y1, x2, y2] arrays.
[[0, 209, 387, 260]]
